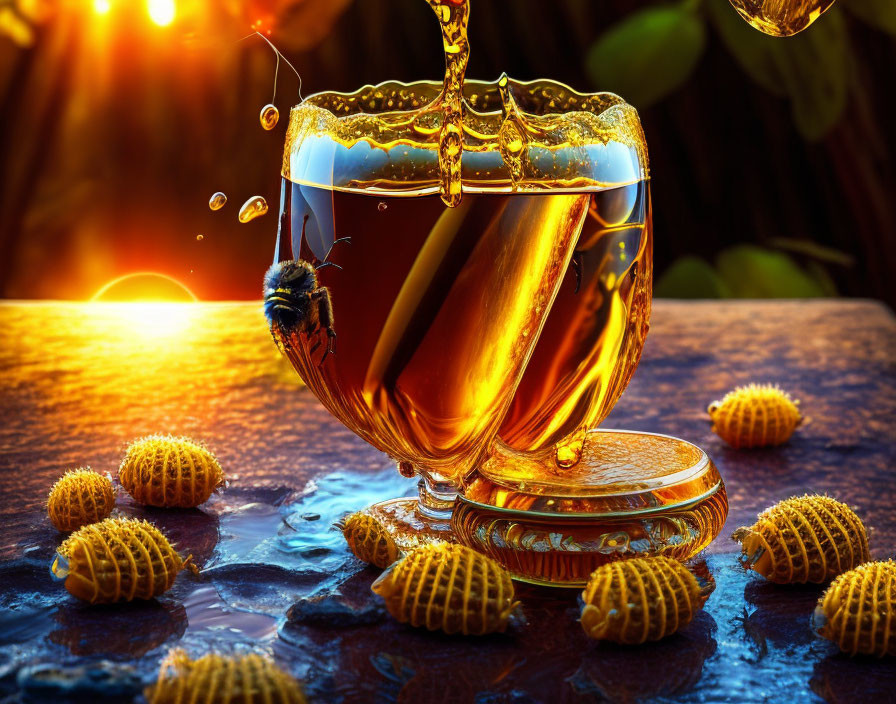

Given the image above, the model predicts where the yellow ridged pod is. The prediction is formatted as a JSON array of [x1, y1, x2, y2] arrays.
[[371, 543, 518, 635], [814, 561, 896, 657], [119, 435, 224, 508], [338, 512, 400, 568], [146, 650, 307, 704], [733, 495, 869, 584], [580, 556, 703, 644], [47, 469, 115, 532], [51, 517, 189, 604], [708, 383, 801, 449]]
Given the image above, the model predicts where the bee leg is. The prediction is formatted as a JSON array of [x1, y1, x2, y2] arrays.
[[312, 287, 336, 366], [571, 251, 583, 294], [322, 327, 337, 364]]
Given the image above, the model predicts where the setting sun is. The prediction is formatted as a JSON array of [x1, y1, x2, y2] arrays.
[[91, 272, 198, 338], [91, 272, 197, 303]]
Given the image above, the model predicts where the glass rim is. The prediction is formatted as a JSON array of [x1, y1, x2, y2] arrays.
[[282, 76, 649, 194]]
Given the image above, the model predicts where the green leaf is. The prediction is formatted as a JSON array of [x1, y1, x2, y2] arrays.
[[715, 244, 828, 298], [842, 0, 896, 35], [766, 237, 855, 267], [769, 9, 850, 140], [655, 256, 732, 298], [585, 4, 706, 108]]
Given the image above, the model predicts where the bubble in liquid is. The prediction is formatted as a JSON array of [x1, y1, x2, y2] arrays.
[[238, 196, 269, 223], [209, 192, 227, 211], [260, 104, 279, 130], [377, 201, 387, 212], [196, 234, 204, 241]]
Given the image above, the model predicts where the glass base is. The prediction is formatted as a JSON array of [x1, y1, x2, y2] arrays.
[[452, 429, 728, 588], [362, 497, 456, 553]]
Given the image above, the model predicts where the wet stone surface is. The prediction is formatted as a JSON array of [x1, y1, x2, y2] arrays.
[[0, 300, 894, 703]]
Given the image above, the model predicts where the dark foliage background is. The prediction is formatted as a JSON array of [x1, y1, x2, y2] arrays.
[[1, 0, 894, 303]]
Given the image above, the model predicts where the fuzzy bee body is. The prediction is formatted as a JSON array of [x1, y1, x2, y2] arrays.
[[733, 495, 869, 584], [52, 517, 187, 603], [47, 469, 114, 532], [339, 512, 400, 569], [814, 560, 896, 657], [708, 383, 801, 449], [146, 650, 306, 704], [118, 435, 223, 508], [264, 259, 336, 363], [580, 556, 703, 644], [372, 543, 518, 635]]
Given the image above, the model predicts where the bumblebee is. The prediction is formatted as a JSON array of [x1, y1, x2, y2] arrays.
[[264, 259, 337, 363], [264, 214, 348, 364]]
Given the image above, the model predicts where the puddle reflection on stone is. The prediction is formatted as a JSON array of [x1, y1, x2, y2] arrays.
[[810, 651, 896, 702], [182, 584, 278, 646], [0, 608, 56, 649], [16, 661, 142, 703], [278, 468, 415, 587], [569, 611, 717, 702], [740, 579, 827, 653], [209, 501, 287, 568], [49, 601, 187, 658]]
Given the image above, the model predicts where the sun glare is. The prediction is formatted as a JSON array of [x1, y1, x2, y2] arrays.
[[93, 0, 111, 14], [148, 0, 176, 26], [116, 301, 198, 338]]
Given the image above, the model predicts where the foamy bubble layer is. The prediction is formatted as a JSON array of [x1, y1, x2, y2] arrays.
[[282, 77, 648, 196]]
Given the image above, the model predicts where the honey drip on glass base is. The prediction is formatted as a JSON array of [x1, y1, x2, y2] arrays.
[[728, 0, 836, 36]]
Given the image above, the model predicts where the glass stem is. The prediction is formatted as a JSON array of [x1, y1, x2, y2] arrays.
[[416, 475, 457, 519]]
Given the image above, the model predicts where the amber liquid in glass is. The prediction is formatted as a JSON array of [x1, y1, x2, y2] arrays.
[[498, 181, 651, 465], [271, 179, 650, 487]]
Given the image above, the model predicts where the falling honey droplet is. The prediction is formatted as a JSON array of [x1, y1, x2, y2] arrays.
[[238, 196, 269, 223], [196, 234, 204, 241], [260, 103, 279, 130], [208, 192, 227, 211], [728, 0, 836, 36], [555, 433, 585, 469], [377, 201, 387, 212]]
